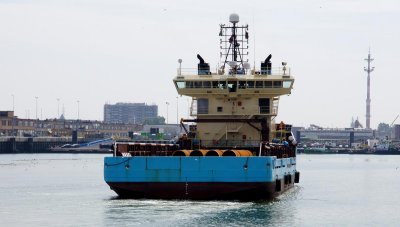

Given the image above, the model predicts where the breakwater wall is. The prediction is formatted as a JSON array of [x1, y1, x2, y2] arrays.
[[0, 137, 83, 153]]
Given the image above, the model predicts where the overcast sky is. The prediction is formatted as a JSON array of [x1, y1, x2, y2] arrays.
[[1, 0, 399, 128]]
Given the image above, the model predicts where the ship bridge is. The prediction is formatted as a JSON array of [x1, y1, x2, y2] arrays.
[[174, 68, 294, 117]]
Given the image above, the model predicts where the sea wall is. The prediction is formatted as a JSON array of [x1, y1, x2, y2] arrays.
[[0, 137, 80, 153]]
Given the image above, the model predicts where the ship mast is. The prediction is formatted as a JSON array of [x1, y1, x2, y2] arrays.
[[364, 49, 374, 130], [219, 13, 249, 74]]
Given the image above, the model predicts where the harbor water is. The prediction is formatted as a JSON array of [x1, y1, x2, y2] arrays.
[[1, 154, 399, 226]]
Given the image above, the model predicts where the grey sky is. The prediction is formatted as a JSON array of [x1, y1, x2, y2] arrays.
[[1, 0, 399, 128]]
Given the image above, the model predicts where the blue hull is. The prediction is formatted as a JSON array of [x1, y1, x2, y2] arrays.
[[104, 156, 297, 200]]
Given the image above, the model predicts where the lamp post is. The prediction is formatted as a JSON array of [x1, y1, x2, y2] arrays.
[[34, 96, 38, 136], [178, 59, 182, 75], [77, 100, 80, 120], [11, 94, 15, 136], [166, 102, 170, 124], [11, 94, 14, 112], [35, 96, 38, 119], [57, 98, 60, 119], [76, 100, 80, 131]]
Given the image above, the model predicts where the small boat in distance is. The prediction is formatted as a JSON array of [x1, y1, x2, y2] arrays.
[[104, 13, 300, 200]]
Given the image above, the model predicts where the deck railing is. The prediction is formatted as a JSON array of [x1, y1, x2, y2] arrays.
[[177, 67, 290, 76]]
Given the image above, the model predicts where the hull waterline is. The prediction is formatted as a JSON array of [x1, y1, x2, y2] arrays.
[[106, 177, 295, 201]]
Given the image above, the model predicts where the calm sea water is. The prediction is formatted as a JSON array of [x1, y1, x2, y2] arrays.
[[1, 154, 399, 226]]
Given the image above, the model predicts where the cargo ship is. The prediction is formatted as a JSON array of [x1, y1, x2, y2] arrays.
[[104, 14, 300, 200]]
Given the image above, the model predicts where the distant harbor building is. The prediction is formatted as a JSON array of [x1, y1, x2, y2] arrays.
[[0, 111, 14, 129], [292, 125, 374, 146], [0, 111, 141, 138], [104, 103, 158, 124], [395, 125, 400, 140]]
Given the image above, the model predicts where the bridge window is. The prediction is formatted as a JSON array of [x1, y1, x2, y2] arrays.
[[218, 81, 226, 89], [212, 81, 219, 88], [238, 81, 246, 89], [273, 81, 282, 88], [203, 81, 211, 88], [194, 81, 202, 88], [265, 81, 272, 88], [247, 81, 254, 88], [228, 81, 237, 92], [185, 81, 193, 88], [256, 81, 263, 88]]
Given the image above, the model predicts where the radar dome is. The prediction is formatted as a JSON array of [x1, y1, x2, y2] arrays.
[[229, 13, 239, 23]]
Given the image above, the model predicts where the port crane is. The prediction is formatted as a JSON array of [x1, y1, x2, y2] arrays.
[[390, 114, 399, 127]]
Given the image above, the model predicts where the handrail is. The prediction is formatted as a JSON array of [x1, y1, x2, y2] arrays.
[[177, 67, 291, 76], [201, 140, 261, 147]]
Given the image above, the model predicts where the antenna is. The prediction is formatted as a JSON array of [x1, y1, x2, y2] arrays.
[[364, 48, 374, 129], [253, 13, 256, 72]]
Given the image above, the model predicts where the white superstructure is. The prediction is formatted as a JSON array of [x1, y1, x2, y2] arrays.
[[173, 14, 295, 147]]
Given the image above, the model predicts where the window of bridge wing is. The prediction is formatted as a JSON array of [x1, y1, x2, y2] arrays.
[[194, 81, 202, 88], [176, 81, 185, 89], [238, 81, 246, 89], [273, 81, 282, 88], [265, 81, 272, 88], [203, 81, 211, 88], [283, 81, 292, 88], [256, 81, 264, 88]]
